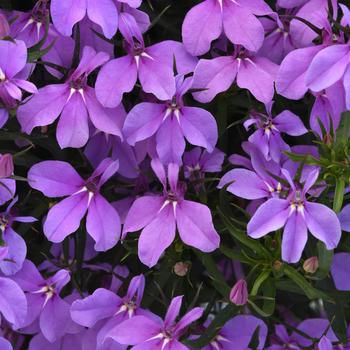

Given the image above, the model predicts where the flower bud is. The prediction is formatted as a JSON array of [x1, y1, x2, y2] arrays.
[[273, 260, 283, 271], [0, 14, 10, 38], [173, 262, 189, 277], [229, 279, 248, 306], [303, 256, 318, 274], [0, 154, 14, 178]]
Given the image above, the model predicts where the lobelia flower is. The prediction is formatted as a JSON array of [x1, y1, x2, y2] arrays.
[[339, 204, 350, 232], [182, 0, 272, 56], [229, 279, 248, 305], [331, 253, 350, 291], [71, 274, 147, 348], [202, 315, 267, 350], [247, 169, 342, 263], [0, 197, 36, 275], [95, 17, 197, 108], [29, 332, 83, 350], [0, 39, 37, 104], [51, 0, 142, 38], [123, 159, 220, 267], [18, 46, 124, 149], [191, 45, 278, 104], [107, 295, 203, 350], [28, 158, 121, 251], [11, 260, 72, 343], [243, 102, 307, 162], [123, 75, 218, 165]]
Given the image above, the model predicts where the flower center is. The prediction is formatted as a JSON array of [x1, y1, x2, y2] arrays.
[[0, 215, 8, 231], [290, 190, 304, 212], [0, 67, 6, 82]]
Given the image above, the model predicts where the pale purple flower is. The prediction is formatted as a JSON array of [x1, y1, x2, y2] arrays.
[[0, 39, 37, 104], [0, 197, 36, 275], [71, 274, 146, 348], [123, 159, 220, 267], [203, 315, 267, 350], [248, 169, 341, 263], [331, 252, 350, 291], [29, 332, 83, 350], [95, 25, 197, 108], [243, 102, 307, 162], [0, 154, 13, 178], [339, 204, 350, 232], [229, 279, 248, 305], [123, 75, 218, 164], [28, 158, 121, 251], [50, 0, 142, 39], [182, 0, 273, 56], [192, 46, 278, 104], [18, 46, 124, 149], [107, 295, 203, 350], [11, 260, 72, 342]]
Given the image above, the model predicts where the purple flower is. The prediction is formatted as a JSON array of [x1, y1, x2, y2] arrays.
[[192, 46, 278, 104], [203, 315, 267, 350], [243, 102, 307, 162], [182, 0, 272, 56], [123, 159, 220, 267], [11, 260, 72, 342], [28, 158, 121, 251], [50, 0, 141, 39], [18, 46, 124, 148], [107, 295, 203, 350], [248, 169, 341, 262], [0, 39, 37, 105], [95, 28, 197, 108], [0, 197, 36, 275], [0, 13, 9, 38], [71, 274, 146, 348], [29, 332, 83, 350], [331, 252, 350, 291], [339, 204, 350, 232], [123, 75, 218, 164]]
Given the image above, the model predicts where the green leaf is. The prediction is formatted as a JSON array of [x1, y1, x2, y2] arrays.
[[28, 39, 57, 62], [220, 245, 256, 265], [251, 270, 271, 296], [284, 265, 330, 300], [335, 111, 350, 148], [333, 178, 345, 213], [324, 300, 348, 343], [317, 241, 333, 279], [185, 304, 239, 348]]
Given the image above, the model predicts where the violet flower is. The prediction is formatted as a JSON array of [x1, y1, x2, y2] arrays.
[[0, 39, 37, 105], [0, 197, 36, 275], [339, 204, 350, 232], [71, 274, 146, 348], [107, 295, 203, 350], [28, 158, 121, 251], [248, 169, 341, 263], [95, 24, 197, 108], [203, 315, 267, 350], [123, 159, 220, 267], [11, 260, 72, 342], [123, 75, 218, 165], [182, 0, 272, 56], [243, 102, 307, 162], [18, 46, 124, 148], [331, 252, 350, 291], [192, 46, 278, 104]]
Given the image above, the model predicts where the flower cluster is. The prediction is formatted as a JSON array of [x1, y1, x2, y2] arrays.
[[0, 0, 349, 349]]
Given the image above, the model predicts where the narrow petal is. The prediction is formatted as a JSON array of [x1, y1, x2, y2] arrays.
[[176, 200, 220, 252], [0, 179, 15, 205], [43, 192, 89, 243], [123, 103, 164, 146], [11, 259, 45, 291], [4, 81, 22, 100], [306, 44, 350, 92], [247, 199, 290, 238], [51, 0, 86, 36], [12, 79, 38, 94], [123, 196, 164, 235], [182, 0, 222, 56], [273, 110, 307, 136], [192, 56, 237, 103], [17, 84, 70, 134], [138, 204, 176, 267], [95, 55, 137, 108], [223, 2, 264, 52], [281, 212, 308, 263], [164, 296, 183, 328], [86, 0, 118, 39], [304, 202, 341, 249], [180, 107, 218, 152], [175, 307, 203, 334], [71, 288, 121, 327], [86, 193, 121, 251], [56, 92, 89, 148], [218, 169, 268, 200], [28, 160, 84, 197]]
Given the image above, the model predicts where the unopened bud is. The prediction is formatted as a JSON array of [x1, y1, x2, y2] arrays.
[[273, 260, 283, 271], [0, 14, 10, 38], [173, 262, 189, 277], [229, 279, 248, 306], [303, 256, 318, 274], [0, 154, 13, 178], [323, 133, 333, 146]]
